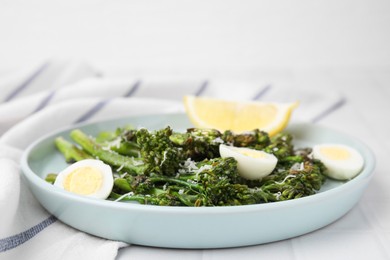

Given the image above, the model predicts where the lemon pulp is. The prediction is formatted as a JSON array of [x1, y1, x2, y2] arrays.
[[183, 96, 298, 136]]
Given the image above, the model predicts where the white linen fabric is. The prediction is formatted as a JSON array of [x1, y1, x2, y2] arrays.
[[0, 61, 344, 260]]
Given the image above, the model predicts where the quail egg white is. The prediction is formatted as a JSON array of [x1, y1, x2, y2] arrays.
[[54, 159, 114, 199], [219, 144, 277, 180], [312, 144, 364, 180]]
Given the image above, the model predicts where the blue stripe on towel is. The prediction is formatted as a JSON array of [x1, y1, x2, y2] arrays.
[[0, 215, 57, 252], [31, 90, 57, 113], [311, 97, 346, 123], [73, 98, 112, 124], [74, 80, 142, 124], [252, 84, 272, 100], [4, 62, 50, 102], [124, 80, 141, 97], [194, 80, 208, 96]]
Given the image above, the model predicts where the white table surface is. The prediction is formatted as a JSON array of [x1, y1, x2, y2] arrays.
[[1, 0, 390, 259]]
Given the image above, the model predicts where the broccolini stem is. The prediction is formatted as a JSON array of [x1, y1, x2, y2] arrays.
[[111, 142, 140, 157], [45, 173, 58, 184], [70, 129, 146, 175], [113, 178, 132, 193], [109, 192, 154, 204], [173, 192, 202, 206], [148, 175, 201, 192], [55, 136, 93, 163]]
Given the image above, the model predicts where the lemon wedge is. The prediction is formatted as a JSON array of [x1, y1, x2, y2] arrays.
[[183, 96, 298, 136]]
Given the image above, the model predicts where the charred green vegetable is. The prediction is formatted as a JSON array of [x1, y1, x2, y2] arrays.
[[53, 125, 327, 207]]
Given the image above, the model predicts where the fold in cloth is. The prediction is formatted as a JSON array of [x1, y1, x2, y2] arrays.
[[0, 98, 181, 260], [0, 60, 345, 260]]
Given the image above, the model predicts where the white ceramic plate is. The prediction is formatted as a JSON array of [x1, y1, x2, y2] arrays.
[[20, 113, 375, 248]]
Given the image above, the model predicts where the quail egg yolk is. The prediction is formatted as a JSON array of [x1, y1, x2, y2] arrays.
[[319, 146, 351, 161], [64, 167, 103, 195], [239, 150, 267, 159]]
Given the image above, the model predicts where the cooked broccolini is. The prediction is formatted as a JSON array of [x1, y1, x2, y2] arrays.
[[52, 125, 327, 207]]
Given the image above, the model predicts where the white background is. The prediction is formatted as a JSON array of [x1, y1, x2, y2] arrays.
[[1, 0, 390, 77]]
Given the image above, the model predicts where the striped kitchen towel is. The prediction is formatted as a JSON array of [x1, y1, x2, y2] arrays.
[[0, 60, 345, 260]]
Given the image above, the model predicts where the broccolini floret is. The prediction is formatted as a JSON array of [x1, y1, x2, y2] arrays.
[[136, 127, 183, 176], [222, 129, 270, 150], [169, 128, 223, 161], [169, 128, 272, 161], [263, 132, 294, 159]]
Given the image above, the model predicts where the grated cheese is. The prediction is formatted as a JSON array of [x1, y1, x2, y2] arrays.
[[131, 158, 144, 166], [195, 165, 212, 174], [212, 137, 224, 144], [103, 137, 121, 150], [275, 174, 297, 185], [180, 158, 198, 173], [116, 164, 125, 172], [114, 191, 134, 202], [120, 172, 128, 178], [274, 191, 282, 200], [160, 150, 168, 166], [290, 162, 305, 171], [178, 169, 186, 174]]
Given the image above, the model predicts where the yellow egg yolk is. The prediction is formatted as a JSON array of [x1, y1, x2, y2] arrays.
[[239, 150, 267, 159], [319, 147, 351, 161], [64, 166, 103, 195]]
